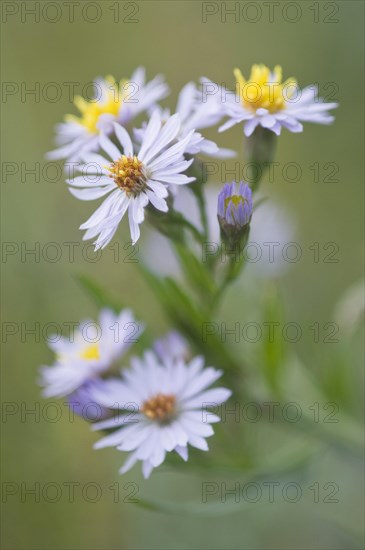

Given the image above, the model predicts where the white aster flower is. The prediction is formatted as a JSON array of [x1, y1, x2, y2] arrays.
[[90, 351, 232, 478], [67, 111, 195, 248], [204, 64, 338, 137], [135, 82, 236, 158], [40, 309, 143, 398], [46, 68, 169, 162]]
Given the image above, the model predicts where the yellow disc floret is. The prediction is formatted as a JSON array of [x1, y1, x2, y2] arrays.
[[107, 155, 147, 196], [65, 76, 128, 134], [234, 64, 297, 113]]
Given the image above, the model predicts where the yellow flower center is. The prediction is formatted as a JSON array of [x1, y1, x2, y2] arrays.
[[107, 155, 147, 197], [234, 64, 297, 113], [79, 343, 100, 361], [141, 393, 176, 422], [65, 76, 129, 134]]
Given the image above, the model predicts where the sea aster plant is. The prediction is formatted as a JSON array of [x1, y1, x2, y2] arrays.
[[90, 351, 232, 478], [205, 64, 338, 136], [47, 68, 169, 161], [40, 308, 143, 398], [67, 111, 196, 248]]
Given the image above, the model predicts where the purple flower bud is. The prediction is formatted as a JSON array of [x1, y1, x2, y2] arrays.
[[217, 182, 253, 244], [154, 331, 191, 364], [67, 381, 109, 422]]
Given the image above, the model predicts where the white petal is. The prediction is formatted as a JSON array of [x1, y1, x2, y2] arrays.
[[151, 159, 193, 177], [113, 123, 134, 156], [219, 117, 241, 132], [132, 196, 145, 224], [69, 185, 114, 201], [80, 189, 120, 229], [138, 110, 162, 161], [142, 113, 181, 164], [180, 368, 222, 400], [80, 189, 121, 229], [152, 173, 195, 185], [119, 451, 139, 474], [147, 179, 169, 198], [99, 132, 121, 160], [67, 175, 113, 188], [80, 152, 110, 173], [183, 387, 232, 410], [147, 131, 194, 172], [142, 460, 154, 479], [175, 445, 188, 461], [188, 434, 209, 451], [180, 415, 214, 437], [260, 114, 277, 129], [146, 190, 168, 212], [128, 205, 141, 244], [244, 118, 260, 137]]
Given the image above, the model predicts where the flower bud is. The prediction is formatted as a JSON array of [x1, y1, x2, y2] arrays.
[[217, 182, 253, 247]]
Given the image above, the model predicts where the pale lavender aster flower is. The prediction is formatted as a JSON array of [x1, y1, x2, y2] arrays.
[[203, 64, 338, 137], [90, 351, 231, 478], [40, 309, 143, 398], [46, 68, 169, 162], [67, 111, 196, 248]]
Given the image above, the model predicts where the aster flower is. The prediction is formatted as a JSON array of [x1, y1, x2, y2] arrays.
[[90, 351, 232, 478], [218, 181, 253, 245], [67, 111, 196, 248], [206, 64, 338, 137], [135, 82, 235, 158], [40, 309, 143, 398], [46, 68, 169, 161]]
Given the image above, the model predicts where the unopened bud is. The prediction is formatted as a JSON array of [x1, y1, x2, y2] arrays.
[[217, 181, 252, 247]]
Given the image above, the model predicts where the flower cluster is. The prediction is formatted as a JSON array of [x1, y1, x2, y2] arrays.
[[41, 64, 338, 481], [48, 65, 337, 249], [40, 311, 231, 478]]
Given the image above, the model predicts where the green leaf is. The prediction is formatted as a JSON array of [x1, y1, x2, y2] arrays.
[[139, 265, 246, 383], [75, 273, 124, 312], [134, 442, 318, 517], [135, 496, 256, 516], [173, 242, 217, 301], [260, 283, 286, 395]]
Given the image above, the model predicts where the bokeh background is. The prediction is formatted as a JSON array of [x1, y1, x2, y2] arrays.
[[1, 1, 364, 548]]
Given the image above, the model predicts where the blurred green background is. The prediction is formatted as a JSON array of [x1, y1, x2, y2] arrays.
[[1, 1, 364, 549]]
